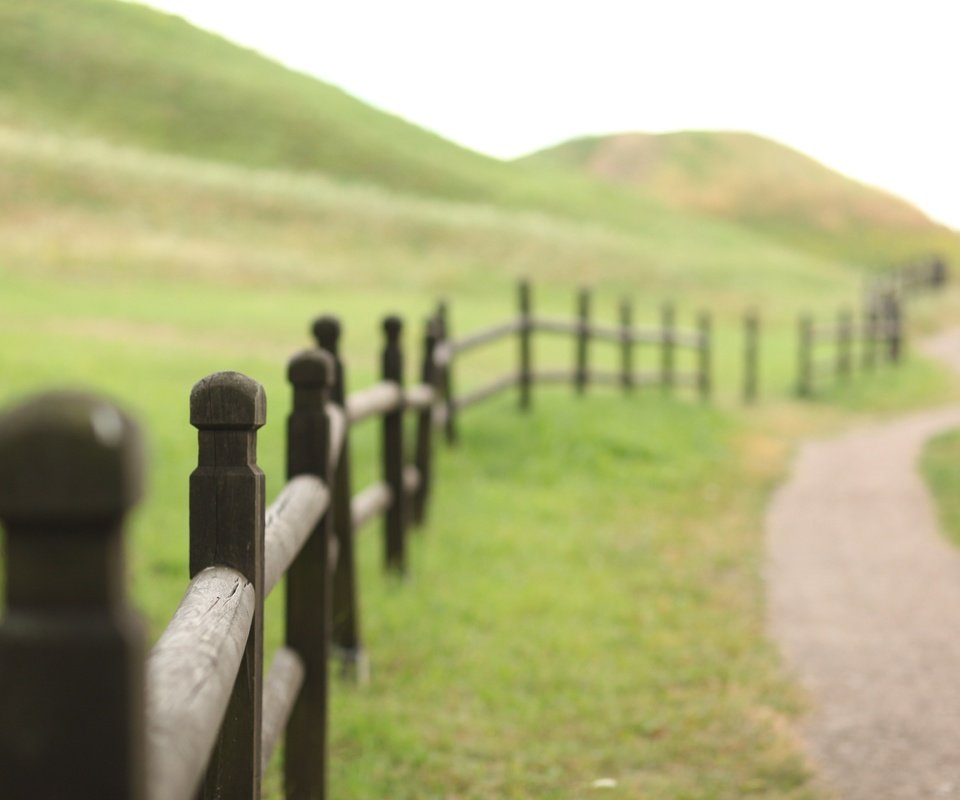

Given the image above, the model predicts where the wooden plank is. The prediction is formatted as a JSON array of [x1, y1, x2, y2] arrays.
[[189, 371, 266, 800], [260, 647, 305, 773], [533, 317, 579, 336], [145, 566, 254, 800], [0, 391, 146, 800], [263, 475, 329, 598], [345, 381, 402, 424], [455, 373, 519, 410], [351, 482, 393, 531], [449, 318, 522, 354], [404, 382, 435, 410]]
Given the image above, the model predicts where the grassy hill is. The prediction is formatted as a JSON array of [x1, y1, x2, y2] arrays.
[[523, 131, 959, 265]]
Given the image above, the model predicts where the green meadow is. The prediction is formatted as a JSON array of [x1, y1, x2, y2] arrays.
[[2, 1, 960, 797]]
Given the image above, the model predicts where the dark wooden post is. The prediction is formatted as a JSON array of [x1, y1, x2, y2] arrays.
[[885, 293, 903, 364], [285, 349, 335, 799], [862, 305, 877, 371], [620, 297, 634, 393], [797, 314, 813, 397], [661, 302, 675, 393], [518, 280, 532, 410], [313, 316, 364, 677], [743, 309, 759, 404], [436, 301, 457, 445], [0, 391, 145, 798], [412, 318, 438, 526], [574, 287, 590, 394], [190, 372, 266, 800], [697, 311, 712, 402], [838, 308, 853, 379], [382, 316, 406, 574]]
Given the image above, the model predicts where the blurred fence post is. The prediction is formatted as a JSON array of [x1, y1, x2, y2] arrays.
[[661, 302, 675, 393], [575, 287, 590, 394], [382, 316, 406, 574], [620, 297, 633, 393], [743, 309, 759, 404], [0, 391, 146, 798]]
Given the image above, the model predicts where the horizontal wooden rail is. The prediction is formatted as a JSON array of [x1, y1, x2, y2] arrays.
[[404, 382, 435, 410], [668, 330, 706, 349], [263, 474, 330, 597], [449, 319, 522, 355], [672, 371, 701, 387], [145, 566, 256, 800], [533, 317, 579, 336], [533, 368, 574, 384], [351, 481, 393, 531], [455, 373, 519, 411], [346, 381, 402, 424], [403, 464, 422, 495], [260, 647, 306, 772], [327, 402, 347, 470]]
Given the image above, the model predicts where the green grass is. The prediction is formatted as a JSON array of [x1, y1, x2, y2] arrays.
[[923, 430, 960, 549]]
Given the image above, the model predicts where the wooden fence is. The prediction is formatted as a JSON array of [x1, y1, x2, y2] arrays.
[[436, 282, 712, 439], [0, 264, 945, 797]]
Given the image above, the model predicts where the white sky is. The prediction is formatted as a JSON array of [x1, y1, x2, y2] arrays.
[[141, 0, 960, 229]]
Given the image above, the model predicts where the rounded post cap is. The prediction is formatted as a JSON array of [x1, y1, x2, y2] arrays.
[[0, 390, 144, 522], [191, 371, 266, 429], [383, 315, 403, 343], [288, 348, 335, 388], [311, 315, 341, 351]]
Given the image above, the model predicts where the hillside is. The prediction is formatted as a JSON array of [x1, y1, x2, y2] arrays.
[[523, 131, 959, 265]]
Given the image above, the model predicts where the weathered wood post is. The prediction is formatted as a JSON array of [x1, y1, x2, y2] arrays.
[[190, 372, 266, 799], [743, 309, 759, 404], [0, 391, 146, 798], [661, 302, 675, 393], [697, 310, 712, 402], [835, 308, 851, 379], [797, 314, 813, 397], [886, 293, 903, 364], [575, 287, 590, 394], [382, 315, 407, 574], [412, 318, 438, 526], [518, 279, 533, 410], [285, 349, 335, 798], [312, 316, 364, 677], [620, 297, 634, 393], [435, 301, 457, 445]]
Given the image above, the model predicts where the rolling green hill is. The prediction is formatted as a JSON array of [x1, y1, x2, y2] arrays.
[[522, 131, 959, 264]]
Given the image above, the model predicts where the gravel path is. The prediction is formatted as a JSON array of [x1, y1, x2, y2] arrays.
[[766, 329, 960, 800]]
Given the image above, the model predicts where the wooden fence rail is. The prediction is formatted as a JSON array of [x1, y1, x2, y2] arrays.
[[432, 282, 712, 429]]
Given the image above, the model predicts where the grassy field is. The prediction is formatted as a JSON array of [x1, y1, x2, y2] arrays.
[[2, 1, 960, 797], [922, 428, 960, 550]]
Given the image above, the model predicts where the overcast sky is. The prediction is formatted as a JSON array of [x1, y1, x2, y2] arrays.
[[141, 0, 960, 229]]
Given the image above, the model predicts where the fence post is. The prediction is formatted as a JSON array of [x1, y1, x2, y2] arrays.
[[412, 318, 438, 526], [841, 308, 854, 379], [312, 316, 365, 678], [661, 302, 675, 393], [0, 391, 145, 798], [620, 297, 633, 393], [382, 316, 407, 574], [885, 293, 903, 364], [436, 301, 457, 445], [518, 280, 532, 410], [797, 314, 813, 397], [284, 349, 335, 798], [190, 372, 266, 799], [743, 309, 759, 404], [697, 311, 712, 402], [575, 287, 590, 394], [862, 304, 877, 371]]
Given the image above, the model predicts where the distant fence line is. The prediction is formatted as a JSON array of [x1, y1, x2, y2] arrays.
[[0, 260, 949, 799], [795, 256, 948, 397]]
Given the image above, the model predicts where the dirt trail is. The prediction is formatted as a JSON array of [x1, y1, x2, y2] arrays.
[[766, 329, 960, 800]]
